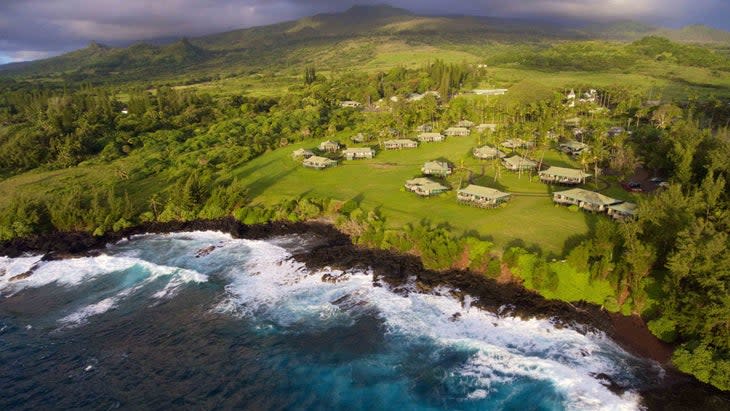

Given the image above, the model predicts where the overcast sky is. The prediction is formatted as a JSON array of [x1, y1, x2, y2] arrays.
[[1, 0, 728, 64]]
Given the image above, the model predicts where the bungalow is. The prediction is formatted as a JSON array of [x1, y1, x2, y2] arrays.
[[340, 100, 361, 108], [292, 148, 314, 159], [473, 145, 505, 160], [384, 139, 418, 150], [416, 124, 434, 133], [559, 140, 589, 156], [473, 89, 508, 96], [303, 156, 337, 169], [501, 138, 533, 149], [476, 123, 497, 133], [457, 185, 511, 208], [607, 202, 638, 220], [457, 120, 475, 128], [343, 147, 375, 160], [319, 140, 341, 153], [404, 178, 449, 197], [445, 127, 470, 137], [553, 188, 620, 212], [539, 166, 591, 185], [422, 161, 452, 177], [502, 155, 537, 171], [418, 132, 445, 142]]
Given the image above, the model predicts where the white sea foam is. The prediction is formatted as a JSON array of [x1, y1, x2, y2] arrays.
[[1, 232, 654, 410], [215, 237, 650, 411]]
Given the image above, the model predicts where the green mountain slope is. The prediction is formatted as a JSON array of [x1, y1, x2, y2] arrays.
[[1, 5, 729, 84]]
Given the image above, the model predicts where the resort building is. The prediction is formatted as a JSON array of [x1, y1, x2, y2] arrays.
[[501, 138, 533, 149], [416, 124, 433, 133], [473, 145, 505, 160], [319, 140, 341, 153], [457, 185, 511, 208], [476, 123, 497, 133], [607, 202, 638, 221], [418, 132, 445, 142], [291, 148, 314, 159], [404, 178, 449, 197], [421, 161, 452, 177], [457, 120, 475, 128], [559, 140, 589, 156], [553, 188, 621, 212], [384, 139, 418, 150], [303, 156, 337, 169], [473, 89, 508, 96], [539, 166, 591, 185], [502, 155, 537, 171], [342, 147, 375, 160], [445, 127, 470, 137], [340, 100, 361, 108]]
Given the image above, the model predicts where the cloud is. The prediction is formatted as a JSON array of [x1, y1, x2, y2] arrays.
[[0, 0, 727, 63]]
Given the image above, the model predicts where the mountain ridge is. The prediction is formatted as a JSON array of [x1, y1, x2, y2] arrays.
[[1, 4, 728, 82]]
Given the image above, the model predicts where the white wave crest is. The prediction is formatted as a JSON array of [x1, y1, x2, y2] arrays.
[[215, 238, 650, 411]]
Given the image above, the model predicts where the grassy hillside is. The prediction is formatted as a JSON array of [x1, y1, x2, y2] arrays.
[[2, 5, 729, 93]]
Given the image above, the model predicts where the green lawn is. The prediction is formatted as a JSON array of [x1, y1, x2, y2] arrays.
[[229, 133, 605, 255]]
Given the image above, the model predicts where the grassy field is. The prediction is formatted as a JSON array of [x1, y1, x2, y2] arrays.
[[225, 133, 637, 255]]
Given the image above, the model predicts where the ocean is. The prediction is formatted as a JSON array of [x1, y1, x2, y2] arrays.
[[0, 231, 664, 410]]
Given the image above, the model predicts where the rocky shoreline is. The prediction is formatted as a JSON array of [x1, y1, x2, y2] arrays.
[[1, 218, 729, 410]]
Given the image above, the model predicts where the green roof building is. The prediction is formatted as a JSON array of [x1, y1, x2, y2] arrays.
[[473, 145, 505, 160], [502, 155, 537, 171], [319, 140, 341, 153], [384, 139, 418, 150], [421, 161, 452, 176], [418, 132, 445, 142], [539, 166, 591, 185], [445, 127, 470, 136], [607, 202, 638, 220], [457, 185, 511, 208], [343, 147, 375, 160], [553, 188, 620, 212], [405, 178, 449, 197], [292, 148, 314, 159], [303, 155, 337, 169]]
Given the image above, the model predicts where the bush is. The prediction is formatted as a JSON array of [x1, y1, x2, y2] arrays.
[[647, 317, 678, 343]]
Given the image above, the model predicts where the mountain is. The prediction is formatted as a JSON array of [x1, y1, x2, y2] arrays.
[[1, 4, 729, 83]]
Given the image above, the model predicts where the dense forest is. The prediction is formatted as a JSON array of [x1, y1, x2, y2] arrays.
[[1, 57, 729, 391]]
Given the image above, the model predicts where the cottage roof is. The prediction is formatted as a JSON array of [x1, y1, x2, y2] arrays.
[[539, 166, 591, 179], [320, 140, 339, 146], [423, 161, 450, 171], [457, 120, 475, 127], [419, 132, 443, 138], [503, 155, 537, 167], [304, 156, 336, 166], [343, 147, 374, 154], [473, 146, 504, 158], [446, 127, 469, 132], [406, 178, 448, 191], [292, 148, 313, 156], [560, 140, 588, 150], [458, 185, 510, 200], [476, 123, 497, 130], [384, 139, 416, 145], [555, 188, 620, 206], [608, 202, 638, 215]]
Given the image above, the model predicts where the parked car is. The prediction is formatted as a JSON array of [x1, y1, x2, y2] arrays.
[[622, 181, 643, 192]]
